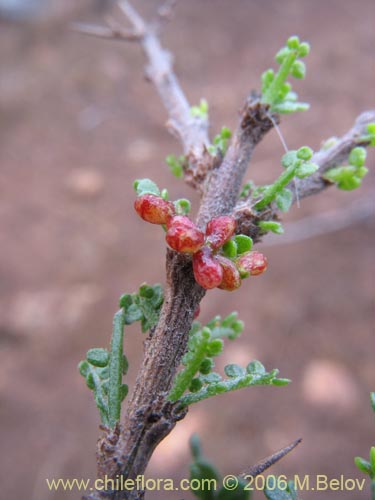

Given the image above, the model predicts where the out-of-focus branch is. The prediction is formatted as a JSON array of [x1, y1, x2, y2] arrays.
[[70, 22, 141, 41], [264, 194, 374, 247], [117, 1, 209, 157]]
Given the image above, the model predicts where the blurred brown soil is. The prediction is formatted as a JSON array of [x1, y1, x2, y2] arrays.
[[0, 1, 374, 499]]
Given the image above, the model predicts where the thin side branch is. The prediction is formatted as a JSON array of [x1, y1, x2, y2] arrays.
[[70, 22, 141, 41], [240, 438, 302, 478], [234, 110, 375, 240], [118, 1, 209, 157], [264, 193, 374, 247], [293, 110, 375, 202]]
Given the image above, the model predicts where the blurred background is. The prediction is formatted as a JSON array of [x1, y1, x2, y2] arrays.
[[0, 1, 374, 499]]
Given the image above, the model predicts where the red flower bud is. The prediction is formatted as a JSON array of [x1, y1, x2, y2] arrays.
[[216, 256, 242, 291], [166, 216, 205, 253], [134, 194, 175, 225], [236, 251, 268, 278], [193, 246, 223, 289], [206, 216, 236, 249]]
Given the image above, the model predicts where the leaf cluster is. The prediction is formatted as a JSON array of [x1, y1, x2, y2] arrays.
[[168, 313, 289, 407]]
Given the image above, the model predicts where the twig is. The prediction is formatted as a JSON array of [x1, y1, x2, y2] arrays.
[[234, 110, 375, 241], [240, 438, 302, 478], [292, 110, 375, 202], [118, 0, 209, 158], [70, 22, 141, 41]]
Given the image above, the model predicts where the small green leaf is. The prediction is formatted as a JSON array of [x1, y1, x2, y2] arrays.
[[355, 456, 371, 475], [258, 220, 284, 234], [290, 60, 306, 79], [133, 178, 160, 196], [349, 147, 366, 167], [119, 384, 128, 402], [78, 360, 89, 377], [200, 358, 214, 375], [275, 188, 293, 212], [190, 378, 203, 392], [272, 378, 291, 386], [86, 348, 110, 368], [86, 372, 95, 390], [272, 101, 309, 114], [174, 198, 191, 215], [281, 151, 298, 169], [287, 36, 300, 49], [224, 364, 246, 378], [234, 235, 253, 254], [217, 479, 250, 500], [370, 392, 375, 414], [160, 188, 169, 200], [264, 476, 298, 500], [298, 42, 310, 57], [296, 146, 313, 161], [295, 162, 319, 179], [370, 447, 375, 472], [247, 360, 266, 374], [206, 339, 224, 357], [166, 154, 184, 178], [222, 240, 238, 258], [191, 98, 209, 119]]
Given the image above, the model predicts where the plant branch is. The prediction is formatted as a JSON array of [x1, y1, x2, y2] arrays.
[[118, 0, 209, 159], [263, 193, 374, 247], [240, 438, 302, 478], [234, 109, 375, 240], [291, 110, 375, 203]]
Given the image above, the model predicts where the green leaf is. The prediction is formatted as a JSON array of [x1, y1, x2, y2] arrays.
[[272, 378, 291, 386], [264, 476, 298, 500], [86, 348, 110, 368], [247, 360, 266, 374], [296, 146, 313, 161], [355, 456, 371, 475], [222, 240, 238, 259], [272, 101, 309, 114], [370, 447, 375, 472], [174, 198, 191, 215], [207, 339, 224, 357], [234, 235, 253, 254], [216, 478, 250, 500], [133, 178, 160, 196], [370, 392, 375, 414], [191, 99, 209, 119], [295, 162, 318, 179], [224, 364, 246, 378], [258, 221, 284, 235], [324, 166, 363, 191], [166, 154, 184, 178], [275, 188, 293, 212], [349, 147, 366, 167]]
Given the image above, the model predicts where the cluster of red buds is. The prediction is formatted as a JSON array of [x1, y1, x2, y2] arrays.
[[134, 193, 267, 290]]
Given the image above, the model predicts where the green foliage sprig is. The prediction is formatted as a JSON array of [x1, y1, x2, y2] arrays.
[[354, 392, 375, 499], [189, 434, 250, 500], [166, 154, 186, 178], [79, 283, 164, 427], [254, 147, 318, 211], [119, 283, 164, 333], [191, 98, 209, 119], [208, 127, 232, 156], [263, 476, 298, 500], [324, 146, 369, 191], [261, 36, 310, 114], [168, 313, 289, 407]]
